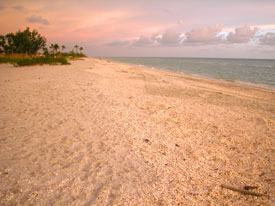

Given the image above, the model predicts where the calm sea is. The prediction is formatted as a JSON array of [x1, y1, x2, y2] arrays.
[[105, 57, 275, 90]]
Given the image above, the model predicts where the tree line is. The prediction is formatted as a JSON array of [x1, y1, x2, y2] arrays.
[[0, 27, 85, 58]]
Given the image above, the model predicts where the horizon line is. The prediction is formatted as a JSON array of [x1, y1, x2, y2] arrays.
[[92, 56, 275, 60]]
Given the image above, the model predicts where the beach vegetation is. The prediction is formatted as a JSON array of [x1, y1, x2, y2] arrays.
[[0, 27, 86, 66], [74, 45, 79, 54], [42, 47, 49, 56], [79, 46, 83, 54], [0, 27, 46, 56], [49, 43, 60, 57], [0, 55, 69, 66]]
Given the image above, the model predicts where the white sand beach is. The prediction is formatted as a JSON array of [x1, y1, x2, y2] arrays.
[[0, 58, 274, 205]]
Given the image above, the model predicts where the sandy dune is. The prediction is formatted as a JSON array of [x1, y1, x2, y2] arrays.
[[0, 58, 274, 205]]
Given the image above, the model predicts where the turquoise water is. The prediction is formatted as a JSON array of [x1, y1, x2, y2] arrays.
[[105, 57, 275, 89]]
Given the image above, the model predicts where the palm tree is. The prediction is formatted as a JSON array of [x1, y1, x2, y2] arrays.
[[79, 46, 83, 54], [61, 45, 65, 51], [42, 47, 49, 57], [53, 43, 59, 57], [49, 44, 55, 56], [53, 43, 59, 53], [74, 45, 79, 54]]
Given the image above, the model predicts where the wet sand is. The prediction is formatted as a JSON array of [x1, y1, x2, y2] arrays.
[[0, 58, 274, 205]]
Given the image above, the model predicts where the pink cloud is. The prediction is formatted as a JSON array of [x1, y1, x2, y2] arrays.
[[158, 29, 183, 45], [133, 36, 154, 46], [27, 15, 49, 25], [227, 24, 258, 43], [185, 24, 223, 44], [259, 32, 275, 45]]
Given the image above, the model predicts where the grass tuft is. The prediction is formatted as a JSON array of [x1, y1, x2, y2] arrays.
[[0, 56, 70, 66]]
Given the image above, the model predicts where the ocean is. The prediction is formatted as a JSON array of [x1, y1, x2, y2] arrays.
[[105, 57, 275, 91]]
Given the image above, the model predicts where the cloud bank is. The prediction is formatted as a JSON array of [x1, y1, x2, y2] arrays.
[[259, 32, 275, 45], [158, 30, 183, 45], [26, 15, 50, 25], [12, 5, 24, 10], [0, 4, 5, 10], [133, 36, 154, 46], [109, 24, 262, 47], [185, 24, 223, 44], [0, 4, 24, 11], [227, 24, 258, 43]]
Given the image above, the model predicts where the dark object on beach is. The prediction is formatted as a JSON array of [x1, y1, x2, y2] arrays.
[[244, 186, 258, 190], [221, 184, 265, 197], [143, 139, 150, 143], [175, 144, 180, 147]]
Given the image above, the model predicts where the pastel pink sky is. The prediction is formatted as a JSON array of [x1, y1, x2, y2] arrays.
[[0, 0, 275, 58]]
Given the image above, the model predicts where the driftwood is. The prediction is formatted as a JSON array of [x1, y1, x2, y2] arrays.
[[244, 186, 258, 190], [221, 184, 265, 197]]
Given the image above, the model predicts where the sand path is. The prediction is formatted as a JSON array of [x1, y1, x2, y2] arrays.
[[0, 58, 274, 205]]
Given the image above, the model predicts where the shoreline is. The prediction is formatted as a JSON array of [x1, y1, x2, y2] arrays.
[[101, 57, 275, 93], [0, 57, 274, 205]]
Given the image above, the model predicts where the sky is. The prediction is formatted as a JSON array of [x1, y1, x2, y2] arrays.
[[0, 0, 275, 58]]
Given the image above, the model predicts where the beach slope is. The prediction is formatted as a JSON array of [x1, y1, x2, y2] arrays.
[[0, 58, 274, 205]]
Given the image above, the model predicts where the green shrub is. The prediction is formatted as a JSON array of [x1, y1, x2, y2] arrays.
[[15, 58, 34, 66], [0, 56, 70, 66], [0, 57, 11, 64]]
